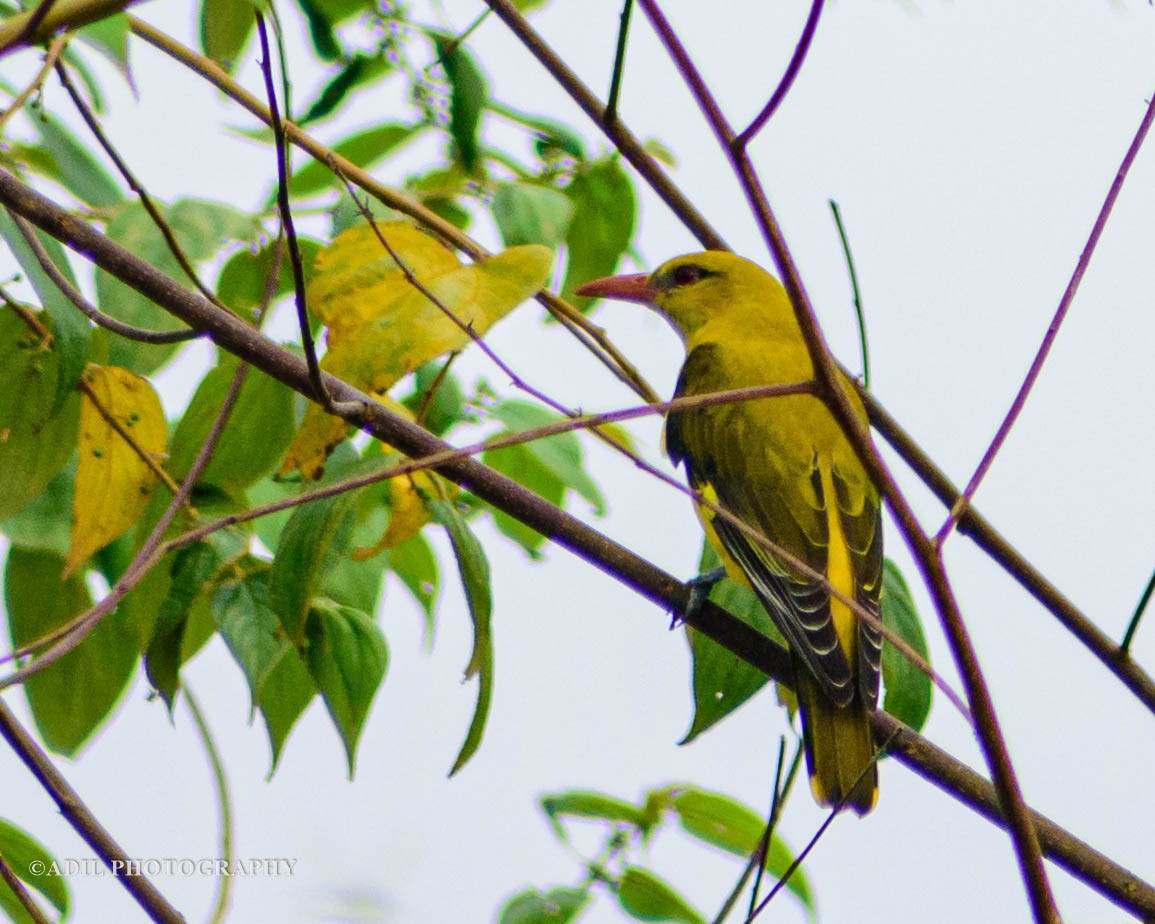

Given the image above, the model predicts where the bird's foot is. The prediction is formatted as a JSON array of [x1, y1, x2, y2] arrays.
[[674, 566, 727, 629]]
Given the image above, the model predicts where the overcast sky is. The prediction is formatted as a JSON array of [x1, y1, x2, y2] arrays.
[[3, 1, 1155, 922]]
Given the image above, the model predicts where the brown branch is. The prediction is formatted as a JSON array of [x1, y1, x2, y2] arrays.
[[934, 88, 1155, 546], [0, 34, 68, 132], [480, 0, 725, 250], [0, 168, 1149, 919], [0, 850, 51, 924], [735, 0, 825, 148], [876, 709, 1149, 920], [0, 699, 185, 922], [53, 61, 227, 310], [9, 209, 201, 344], [865, 393, 1155, 712], [0, 0, 145, 56], [2, 0, 59, 53]]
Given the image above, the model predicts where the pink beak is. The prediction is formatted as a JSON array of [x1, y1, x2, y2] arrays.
[[575, 272, 658, 304]]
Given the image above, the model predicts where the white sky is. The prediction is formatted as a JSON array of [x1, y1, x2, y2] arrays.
[[2, 1, 1155, 922]]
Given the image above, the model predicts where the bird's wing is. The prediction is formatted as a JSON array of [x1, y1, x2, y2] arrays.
[[667, 343, 882, 706], [830, 454, 883, 708]]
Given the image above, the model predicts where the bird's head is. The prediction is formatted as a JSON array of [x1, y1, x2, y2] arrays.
[[576, 250, 786, 343]]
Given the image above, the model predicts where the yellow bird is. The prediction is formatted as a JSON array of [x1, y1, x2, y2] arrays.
[[578, 251, 882, 814]]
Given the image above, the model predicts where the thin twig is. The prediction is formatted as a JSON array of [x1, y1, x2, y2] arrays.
[[0, 34, 68, 132], [255, 13, 350, 414], [480, 0, 726, 250], [746, 730, 898, 922], [0, 699, 185, 922], [10, 209, 201, 343], [2, 168, 1150, 919], [1121, 567, 1155, 654], [735, 0, 825, 148], [185, 688, 234, 924], [605, 0, 634, 121], [934, 88, 1155, 548], [712, 740, 787, 924], [53, 61, 227, 309], [0, 0, 145, 55], [3, 0, 59, 53], [414, 351, 459, 428], [865, 392, 1155, 712], [0, 850, 51, 924], [829, 200, 869, 388]]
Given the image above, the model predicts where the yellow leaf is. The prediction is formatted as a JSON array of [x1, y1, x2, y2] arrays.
[[282, 221, 553, 478], [351, 470, 438, 561], [67, 366, 168, 574], [323, 241, 553, 393], [279, 405, 349, 481]]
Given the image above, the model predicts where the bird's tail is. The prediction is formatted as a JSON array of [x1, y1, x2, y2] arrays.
[[795, 666, 878, 816]]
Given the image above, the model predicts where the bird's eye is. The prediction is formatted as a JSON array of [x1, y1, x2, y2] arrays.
[[672, 264, 703, 287]]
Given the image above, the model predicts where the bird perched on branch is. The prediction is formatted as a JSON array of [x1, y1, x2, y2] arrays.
[[577, 251, 883, 815]]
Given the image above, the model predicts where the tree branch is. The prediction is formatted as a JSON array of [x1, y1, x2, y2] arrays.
[[0, 699, 184, 922]]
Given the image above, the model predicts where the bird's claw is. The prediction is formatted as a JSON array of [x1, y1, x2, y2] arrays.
[[673, 566, 727, 629]]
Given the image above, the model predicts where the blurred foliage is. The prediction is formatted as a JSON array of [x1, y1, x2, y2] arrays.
[[496, 784, 816, 923]]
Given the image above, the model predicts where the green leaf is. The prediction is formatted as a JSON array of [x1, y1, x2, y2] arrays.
[[216, 238, 321, 311], [214, 560, 293, 705], [400, 360, 467, 438], [482, 442, 563, 557], [300, 54, 392, 125], [492, 182, 574, 249], [200, 0, 257, 71], [681, 541, 785, 743], [490, 400, 605, 511], [0, 818, 70, 919], [270, 491, 358, 641], [385, 532, 439, 644], [431, 498, 493, 774], [435, 35, 488, 174], [168, 357, 295, 494], [880, 558, 932, 733], [488, 102, 583, 159], [96, 199, 260, 374], [1, 462, 73, 557], [0, 308, 81, 523], [561, 158, 636, 307], [255, 639, 317, 772], [0, 210, 91, 399], [77, 12, 131, 76], [307, 0, 365, 26], [304, 602, 388, 776], [296, 0, 342, 60], [617, 867, 705, 924], [145, 542, 225, 708], [666, 787, 813, 917], [540, 790, 650, 840], [498, 886, 589, 924], [290, 124, 422, 197], [4, 548, 138, 756], [32, 113, 123, 208]]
